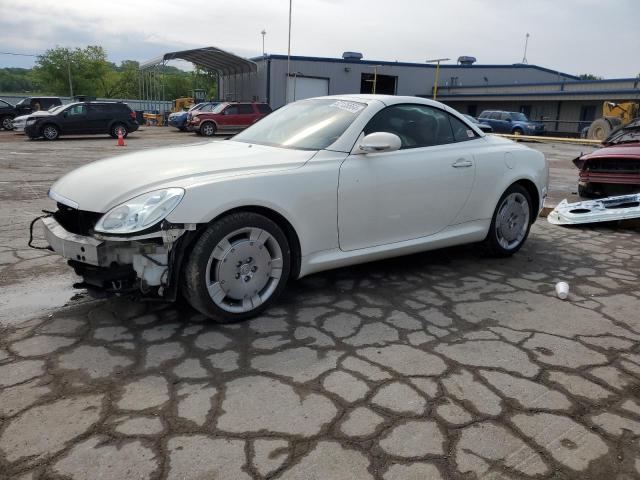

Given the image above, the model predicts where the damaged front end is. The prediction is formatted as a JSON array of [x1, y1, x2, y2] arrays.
[[35, 199, 198, 301]]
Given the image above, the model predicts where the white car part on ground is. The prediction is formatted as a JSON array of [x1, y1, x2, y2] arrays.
[[547, 194, 640, 225]]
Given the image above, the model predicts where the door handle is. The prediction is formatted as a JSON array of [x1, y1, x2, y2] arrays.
[[452, 159, 473, 168]]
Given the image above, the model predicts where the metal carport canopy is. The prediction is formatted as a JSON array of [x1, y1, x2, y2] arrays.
[[139, 46, 257, 75]]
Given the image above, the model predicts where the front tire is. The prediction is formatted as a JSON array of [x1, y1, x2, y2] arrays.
[[201, 121, 216, 137], [482, 184, 532, 257], [512, 127, 524, 135], [42, 124, 59, 140], [182, 212, 291, 323]]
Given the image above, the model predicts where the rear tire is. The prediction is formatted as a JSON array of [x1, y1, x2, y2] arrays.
[[42, 124, 59, 140], [482, 184, 533, 257], [182, 212, 291, 323], [201, 121, 216, 137], [1, 115, 13, 131]]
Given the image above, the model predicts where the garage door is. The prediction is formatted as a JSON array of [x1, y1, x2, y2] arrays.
[[286, 77, 329, 103]]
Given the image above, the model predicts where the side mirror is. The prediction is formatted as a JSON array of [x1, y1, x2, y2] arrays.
[[356, 132, 402, 154]]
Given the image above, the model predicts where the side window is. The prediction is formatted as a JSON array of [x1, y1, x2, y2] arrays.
[[224, 105, 239, 115], [363, 104, 455, 149], [67, 104, 86, 116], [257, 104, 272, 113], [500, 112, 511, 121], [478, 111, 489, 119], [450, 115, 479, 142], [238, 104, 254, 114]]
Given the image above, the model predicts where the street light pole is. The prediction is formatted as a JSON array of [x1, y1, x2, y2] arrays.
[[261, 29, 266, 56], [285, 0, 292, 103], [426, 57, 449, 100], [67, 53, 73, 98]]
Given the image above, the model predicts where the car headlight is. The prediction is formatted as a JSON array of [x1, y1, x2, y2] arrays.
[[94, 188, 185, 234], [26, 118, 37, 125]]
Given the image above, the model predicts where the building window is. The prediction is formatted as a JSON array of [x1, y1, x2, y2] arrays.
[[360, 73, 397, 95]]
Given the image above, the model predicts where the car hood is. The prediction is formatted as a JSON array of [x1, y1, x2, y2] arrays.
[[15, 111, 51, 121], [50, 140, 317, 212], [573, 142, 640, 168]]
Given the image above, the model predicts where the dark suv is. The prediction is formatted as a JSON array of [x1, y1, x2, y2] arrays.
[[25, 101, 139, 140], [1, 97, 63, 130]]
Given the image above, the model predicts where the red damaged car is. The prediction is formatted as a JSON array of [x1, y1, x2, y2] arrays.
[[574, 119, 640, 197], [188, 102, 271, 136]]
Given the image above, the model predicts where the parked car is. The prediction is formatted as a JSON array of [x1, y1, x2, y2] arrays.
[[188, 102, 272, 136], [1, 97, 62, 131], [185, 102, 219, 129], [0, 99, 16, 130], [573, 119, 640, 197], [38, 95, 547, 322], [464, 114, 493, 133], [169, 102, 218, 131], [11, 104, 67, 134], [25, 101, 139, 140], [478, 110, 545, 135]]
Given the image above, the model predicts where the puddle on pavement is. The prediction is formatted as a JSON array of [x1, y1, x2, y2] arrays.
[[0, 273, 83, 327]]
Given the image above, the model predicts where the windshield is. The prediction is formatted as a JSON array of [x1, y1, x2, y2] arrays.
[[510, 112, 528, 122], [212, 103, 227, 114], [464, 114, 478, 123], [233, 99, 366, 150], [189, 103, 205, 111]]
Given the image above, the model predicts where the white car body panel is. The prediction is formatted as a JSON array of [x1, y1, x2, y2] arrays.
[[47, 94, 548, 282]]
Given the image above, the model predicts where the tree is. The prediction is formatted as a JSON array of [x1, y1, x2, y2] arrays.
[[33, 45, 110, 96], [579, 73, 603, 80]]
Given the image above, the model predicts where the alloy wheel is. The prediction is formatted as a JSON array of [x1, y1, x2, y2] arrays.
[[495, 192, 529, 250], [205, 227, 283, 313]]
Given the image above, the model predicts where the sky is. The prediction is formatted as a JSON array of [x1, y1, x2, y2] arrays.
[[1, 0, 638, 78]]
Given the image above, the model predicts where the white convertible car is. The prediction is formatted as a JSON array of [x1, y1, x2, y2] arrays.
[[39, 95, 548, 322]]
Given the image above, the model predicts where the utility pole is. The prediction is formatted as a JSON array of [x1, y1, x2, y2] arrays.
[[261, 29, 266, 56], [285, 0, 292, 103], [67, 52, 73, 98], [521, 33, 530, 64], [426, 58, 449, 100]]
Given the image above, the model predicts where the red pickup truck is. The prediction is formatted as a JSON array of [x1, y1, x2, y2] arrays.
[[188, 102, 272, 136]]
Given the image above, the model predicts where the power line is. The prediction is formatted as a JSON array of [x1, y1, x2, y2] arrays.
[[0, 51, 39, 57]]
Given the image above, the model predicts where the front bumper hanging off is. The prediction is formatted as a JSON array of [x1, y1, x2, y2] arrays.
[[34, 214, 196, 299]]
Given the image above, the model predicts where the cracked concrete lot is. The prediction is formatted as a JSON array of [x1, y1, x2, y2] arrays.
[[1, 129, 640, 479]]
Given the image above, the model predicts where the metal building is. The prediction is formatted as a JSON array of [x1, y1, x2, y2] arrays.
[[222, 53, 579, 109]]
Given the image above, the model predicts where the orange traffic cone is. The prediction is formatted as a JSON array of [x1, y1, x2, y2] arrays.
[[117, 130, 125, 147]]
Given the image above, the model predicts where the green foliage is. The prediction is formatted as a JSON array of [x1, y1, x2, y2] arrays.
[[0, 68, 39, 93], [2, 45, 217, 101], [578, 73, 603, 80]]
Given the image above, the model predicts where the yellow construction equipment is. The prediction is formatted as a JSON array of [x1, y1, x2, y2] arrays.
[[587, 101, 640, 140], [171, 97, 195, 113]]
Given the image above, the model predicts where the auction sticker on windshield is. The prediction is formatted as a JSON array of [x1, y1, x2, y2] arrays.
[[329, 100, 366, 113]]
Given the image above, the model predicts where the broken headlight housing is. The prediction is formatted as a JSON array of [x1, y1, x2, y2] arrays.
[[94, 188, 184, 234]]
